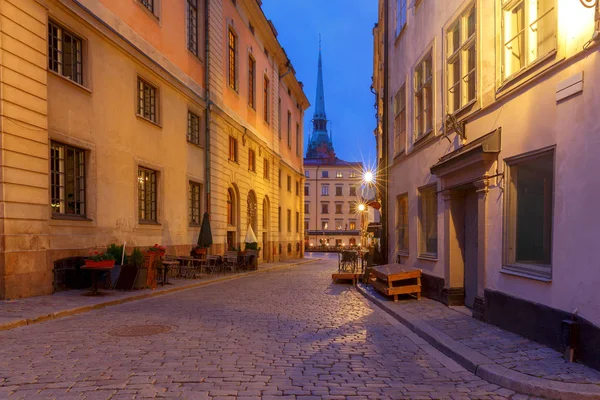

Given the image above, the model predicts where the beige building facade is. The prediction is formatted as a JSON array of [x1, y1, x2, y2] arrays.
[[374, 0, 600, 369], [0, 0, 306, 299]]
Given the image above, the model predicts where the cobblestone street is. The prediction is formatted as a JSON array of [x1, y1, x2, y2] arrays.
[[1, 256, 538, 399]]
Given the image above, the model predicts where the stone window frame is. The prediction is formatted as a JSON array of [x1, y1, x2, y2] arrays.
[[138, 166, 159, 224], [50, 141, 87, 218], [418, 183, 438, 259], [413, 49, 434, 142], [502, 146, 555, 281], [137, 76, 160, 125], [396, 193, 409, 255], [188, 181, 202, 226]]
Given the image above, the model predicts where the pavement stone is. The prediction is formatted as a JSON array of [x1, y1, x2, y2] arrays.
[[1, 255, 543, 399]]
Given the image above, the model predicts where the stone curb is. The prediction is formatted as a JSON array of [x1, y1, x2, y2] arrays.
[[355, 283, 600, 400], [0, 258, 318, 332]]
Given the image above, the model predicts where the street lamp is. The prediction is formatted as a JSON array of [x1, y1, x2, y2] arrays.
[[363, 171, 374, 184], [357, 203, 367, 248]]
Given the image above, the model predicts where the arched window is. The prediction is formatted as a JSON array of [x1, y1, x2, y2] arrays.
[[227, 189, 235, 225], [247, 191, 257, 232]]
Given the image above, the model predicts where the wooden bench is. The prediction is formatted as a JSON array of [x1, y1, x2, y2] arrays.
[[371, 264, 421, 301], [332, 272, 361, 285]]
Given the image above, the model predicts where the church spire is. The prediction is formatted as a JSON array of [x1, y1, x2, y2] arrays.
[[305, 38, 336, 160]]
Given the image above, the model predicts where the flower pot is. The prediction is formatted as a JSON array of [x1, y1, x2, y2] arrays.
[[84, 259, 115, 268]]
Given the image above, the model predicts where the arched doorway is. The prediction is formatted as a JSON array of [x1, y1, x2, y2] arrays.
[[226, 187, 239, 251], [247, 190, 258, 233]]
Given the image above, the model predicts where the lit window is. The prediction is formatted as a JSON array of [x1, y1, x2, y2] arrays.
[[504, 149, 554, 278], [48, 20, 83, 84], [502, 0, 556, 81], [349, 221, 356, 230], [349, 171, 356, 178], [228, 29, 237, 90], [335, 220, 343, 230], [394, 84, 406, 155], [414, 51, 433, 140], [447, 4, 476, 114], [418, 185, 437, 257], [189, 181, 202, 225], [50, 141, 86, 217], [397, 194, 408, 253], [138, 167, 158, 223], [336, 171, 343, 178], [322, 221, 329, 230]]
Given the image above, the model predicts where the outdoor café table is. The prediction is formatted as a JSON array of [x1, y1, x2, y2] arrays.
[[160, 260, 179, 285], [80, 265, 114, 296], [237, 253, 252, 270]]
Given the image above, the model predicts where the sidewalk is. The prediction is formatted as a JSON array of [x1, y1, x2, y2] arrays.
[[0, 257, 316, 332], [356, 283, 600, 400]]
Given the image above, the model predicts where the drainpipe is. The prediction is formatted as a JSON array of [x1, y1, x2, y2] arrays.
[[381, 0, 390, 264], [204, 0, 212, 215]]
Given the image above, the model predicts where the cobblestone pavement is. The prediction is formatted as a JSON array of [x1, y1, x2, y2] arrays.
[[0, 256, 541, 399], [377, 295, 600, 384]]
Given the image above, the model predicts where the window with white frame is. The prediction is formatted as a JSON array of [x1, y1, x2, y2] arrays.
[[396, 194, 409, 254], [394, 83, 406, 155], [321, 185, 329, 196], [414, 51, 433, 140], [501, 0, 556, 81], [447, 4, 476, 114], [395, 0, 407, 37], [504, 148, 554, 279], [418, 185, 437, 257]]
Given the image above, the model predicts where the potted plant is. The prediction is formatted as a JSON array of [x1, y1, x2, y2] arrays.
[[130, 247, 148, 290], [191, 245, 207, 257], [85, 250, 116, 268], [147, 244, 166, 257]]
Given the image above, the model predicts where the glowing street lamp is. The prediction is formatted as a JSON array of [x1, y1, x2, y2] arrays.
[[363, 170, 374, 184], [358, 203, 366, 212]]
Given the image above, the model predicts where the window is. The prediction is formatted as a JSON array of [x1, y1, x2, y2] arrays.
[[304, 185, 310, 196], [395, 0, 407, 37], [447, 4, 476, 114], [335, 186, 342, 196], [187, 111, 201, 145], [322, 221, 329, 230], [278, 169, 282, 188], [50, 141, 86, 217], [263, 159, 270, 180], [304, 220, 309, 232], [139, 0, 154, 13], [336, 171, 343, 178], [248, 149, 256, 172], [505, 149, 554, 278], [229, 136, 238, 162], [187, 0, 198, 56], [321, 171, 329, 178], [349, 171, 356, 178], [414, 51, 433, 139], [278, 206, 281, 232], [397, 194, 409, 253], [321, 185, 329, 196], [227, 188, 235, 225], [248, 55, 255, 108], [335, 203, 342, 214], [138, 167, 157, 223], [394, 84, 406, 155], [263, 75, 270, 123], [296, 181, 300, 196], [321, 203, 329, 214], [189, 181, 202, 225], [304, 203, 309, 214], [419, 185, 437, 257], [349, 221, 356, 230], [350, 201, 357, 213], [296, 123, 300, 157], [335, 220, 343, 230], [296, 212, 300, 233], [138, 78, 157, 123], [287, 175, 292, 192], [349, 186, 356, 196], [287, 209, 292, 232], [228, 29, 237, 90], [48, 20, 83, 85], [278, 97, 282, 138], [305, 170, 310, 178], [502, 0, 556, 81], [287, 111, 292, 148]]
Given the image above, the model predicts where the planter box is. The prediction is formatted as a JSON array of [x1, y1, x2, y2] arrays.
[[84, 259, 115, 268]]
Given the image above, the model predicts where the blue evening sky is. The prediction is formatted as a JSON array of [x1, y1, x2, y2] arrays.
[[261, 0, 377, 166]]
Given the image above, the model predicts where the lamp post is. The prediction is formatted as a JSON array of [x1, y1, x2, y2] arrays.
[[358, 203, 366, 248]]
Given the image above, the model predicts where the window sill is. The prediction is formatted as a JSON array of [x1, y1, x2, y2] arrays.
[[501, 266, 552, 282], [417, 253, 438, 262], [228, 159, 239, 165], [187, 140, 204, 149], [136, 1, 160, 23], [136, 115, 162, 128], [48, 70, 91, 94], [408, 131, 436, 154], [52, 214, 93, 222], [139, 221, 161, 226], [448, 99, 477, 122]]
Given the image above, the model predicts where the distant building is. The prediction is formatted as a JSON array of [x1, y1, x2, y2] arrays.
[[304, 49, 368, 250], [373, 0, 600, 370]]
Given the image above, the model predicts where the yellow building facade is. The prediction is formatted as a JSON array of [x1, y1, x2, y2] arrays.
[[0, 0, 307, 299]]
